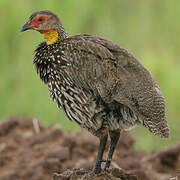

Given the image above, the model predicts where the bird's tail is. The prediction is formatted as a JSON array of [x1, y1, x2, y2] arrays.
[[143, 120, 169, 138], [140, 85, 170, 138]]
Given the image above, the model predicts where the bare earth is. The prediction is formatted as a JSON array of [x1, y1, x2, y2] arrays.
[[0, 117, 179, 180]]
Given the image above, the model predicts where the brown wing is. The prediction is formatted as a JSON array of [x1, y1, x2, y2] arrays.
[[62, 34, 169, 138]]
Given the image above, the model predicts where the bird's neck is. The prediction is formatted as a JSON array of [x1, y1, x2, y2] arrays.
[[39, 29, 58, 45], [39, 28, 67, 45]]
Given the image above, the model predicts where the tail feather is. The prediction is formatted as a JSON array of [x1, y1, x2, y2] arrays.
[[144, 120, 170, 138]]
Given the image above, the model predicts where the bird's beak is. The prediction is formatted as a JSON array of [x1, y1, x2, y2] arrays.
[[20, 21, 30, 32]]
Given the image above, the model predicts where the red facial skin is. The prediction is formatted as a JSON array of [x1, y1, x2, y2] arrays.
[[28, 15, 49, 32]]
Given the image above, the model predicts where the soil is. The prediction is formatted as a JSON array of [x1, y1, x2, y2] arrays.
[[0, 117, 179, 180]]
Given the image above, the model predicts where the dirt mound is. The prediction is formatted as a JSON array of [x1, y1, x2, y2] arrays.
[[0, 117, 179, 180]]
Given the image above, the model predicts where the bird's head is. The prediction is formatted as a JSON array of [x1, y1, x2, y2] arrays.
[[21, 10, 67, 45]]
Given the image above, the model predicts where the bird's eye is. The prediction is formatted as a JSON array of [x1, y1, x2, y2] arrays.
[[38, 17, 44, 22]]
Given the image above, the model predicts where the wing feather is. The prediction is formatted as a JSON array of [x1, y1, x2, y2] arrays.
[[62, 35, 169, 138]]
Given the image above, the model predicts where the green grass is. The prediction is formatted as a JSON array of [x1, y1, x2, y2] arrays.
[[0, 0, 180, 152]]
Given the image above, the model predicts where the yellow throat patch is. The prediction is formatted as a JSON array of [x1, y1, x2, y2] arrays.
[[40, 29, 58, 45]]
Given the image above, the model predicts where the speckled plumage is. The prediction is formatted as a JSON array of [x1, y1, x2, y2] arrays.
[[33, 33, 169, 138]]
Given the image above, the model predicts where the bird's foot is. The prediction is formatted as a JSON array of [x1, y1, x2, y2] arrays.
[[93, 166, 111, 174], [103, 158, 112, 171], [92, 159, 107, 174], [102, 167, 111, 172], [92, 166, 102, 174]]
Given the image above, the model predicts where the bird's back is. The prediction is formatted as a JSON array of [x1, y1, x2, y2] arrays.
[[33, 34, 169, 138]]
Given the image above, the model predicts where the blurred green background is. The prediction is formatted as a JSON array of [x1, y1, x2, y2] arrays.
[[0, 0, 179, 152]]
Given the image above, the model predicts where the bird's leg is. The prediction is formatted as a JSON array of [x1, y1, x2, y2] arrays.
[[93, 135, 108, 174], [103, 130, 120, 171]]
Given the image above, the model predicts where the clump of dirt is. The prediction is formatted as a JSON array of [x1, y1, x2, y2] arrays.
[[0, 117, 179, 180]]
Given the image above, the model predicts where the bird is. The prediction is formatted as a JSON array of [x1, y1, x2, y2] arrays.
[[21, 10, 169, 174]]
